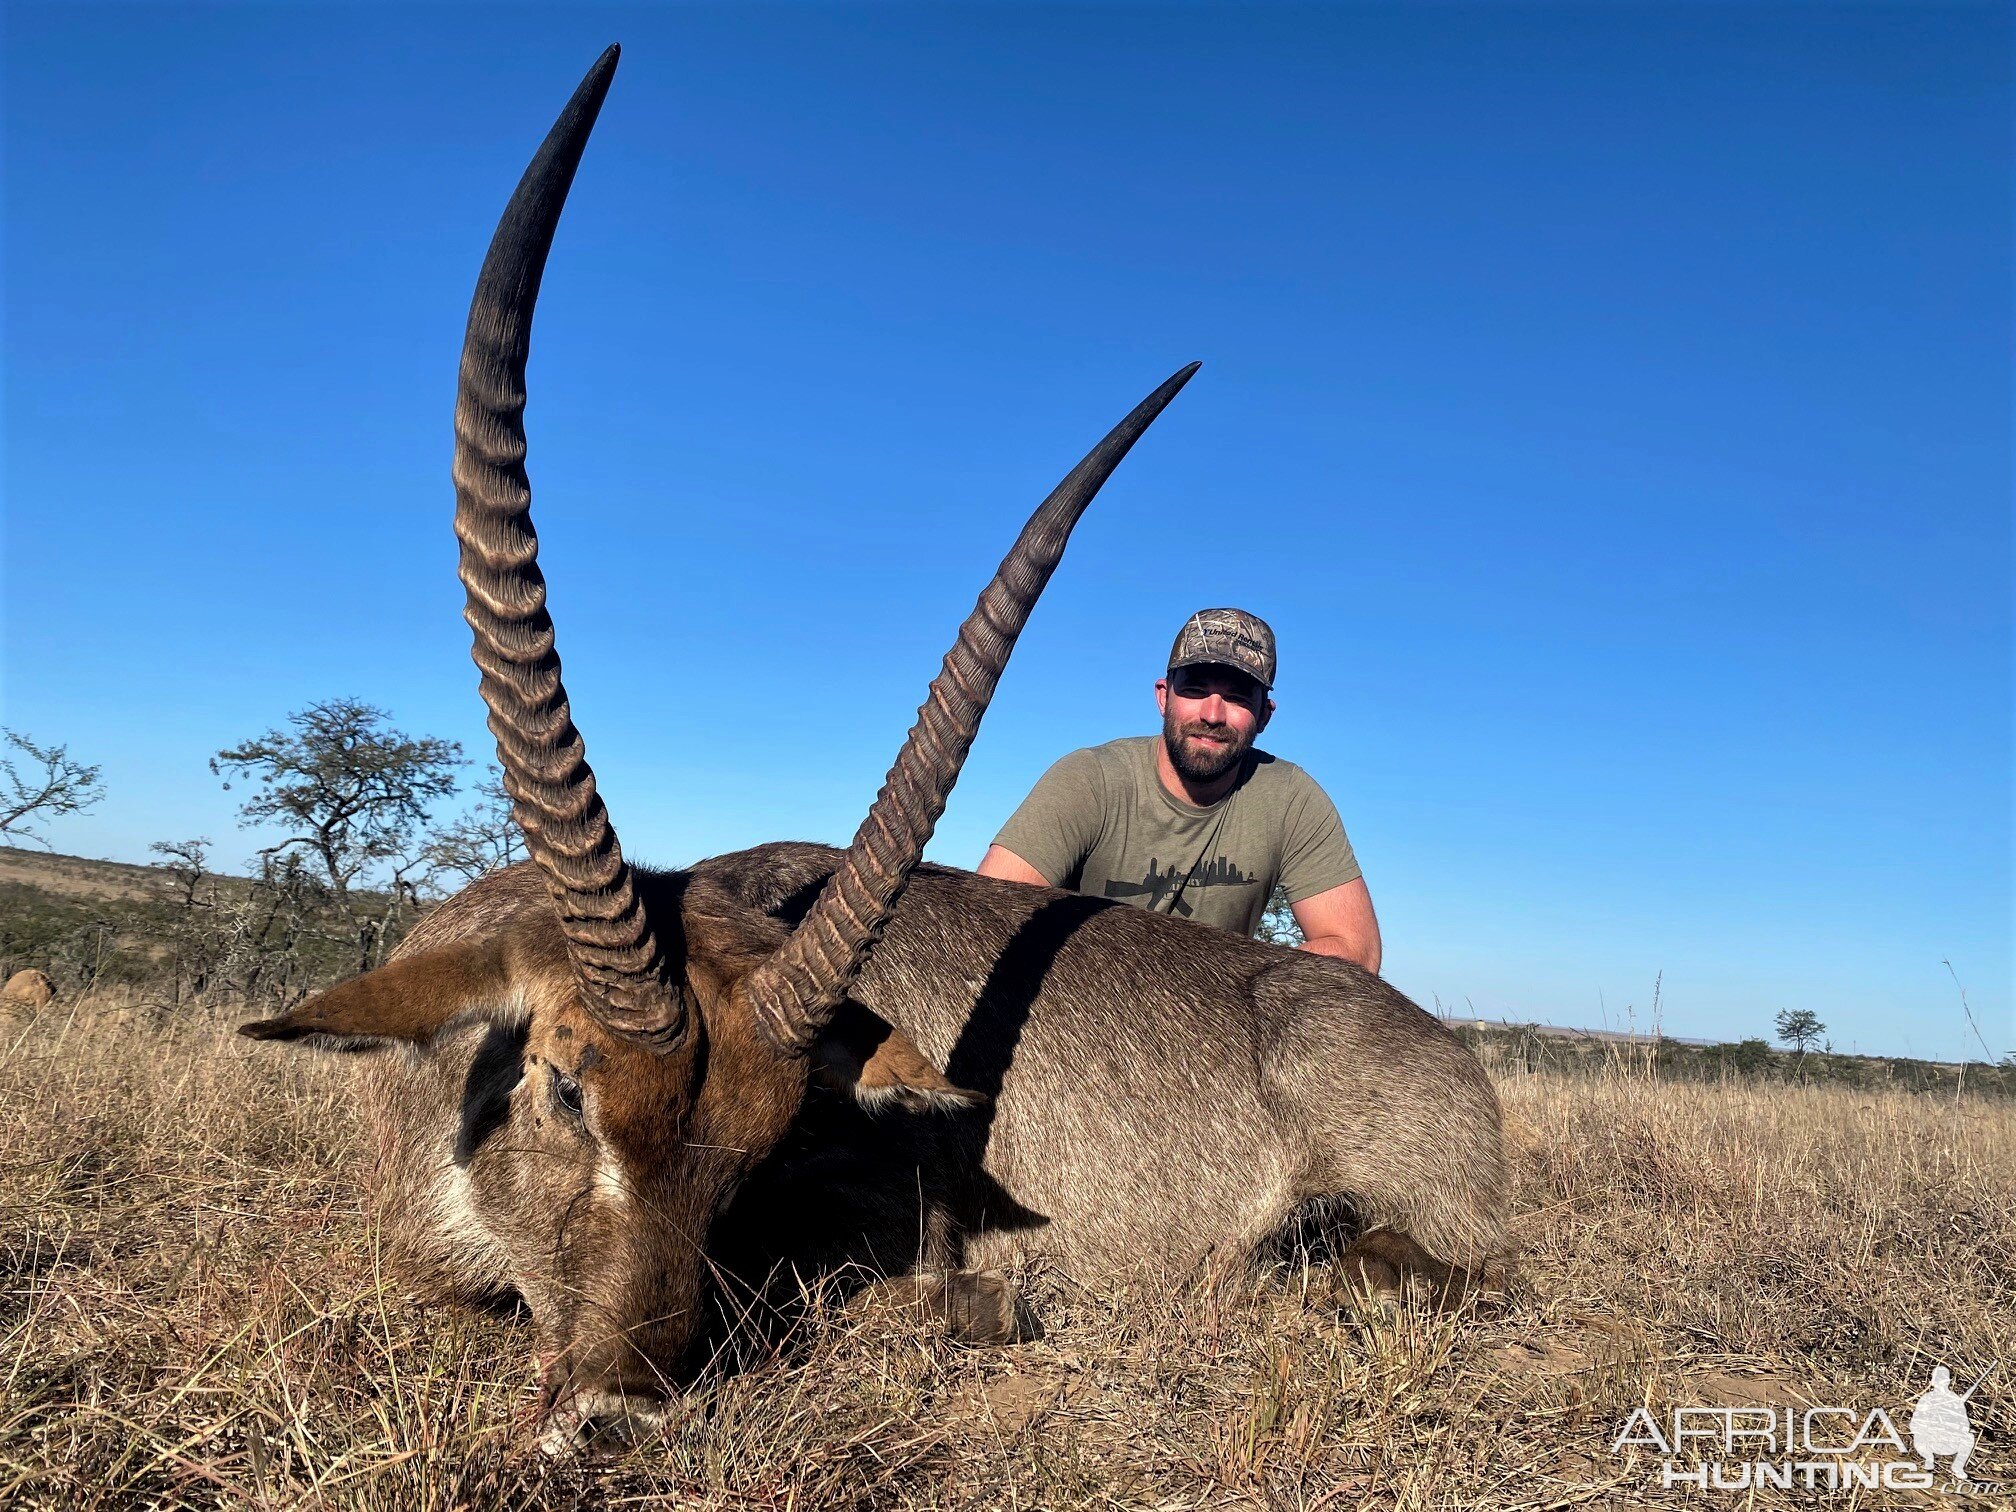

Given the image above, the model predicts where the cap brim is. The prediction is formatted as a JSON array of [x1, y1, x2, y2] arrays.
[[1167, 658, 1272, 690]]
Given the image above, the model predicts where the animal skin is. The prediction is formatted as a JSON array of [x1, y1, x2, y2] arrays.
[[242, 46, 1507, 1446]]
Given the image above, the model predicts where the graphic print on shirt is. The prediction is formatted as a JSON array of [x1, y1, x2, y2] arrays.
[[1103, 854, 1257, 916]]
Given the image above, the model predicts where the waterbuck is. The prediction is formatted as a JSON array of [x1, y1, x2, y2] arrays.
[[241, 46, 1508, 1445]]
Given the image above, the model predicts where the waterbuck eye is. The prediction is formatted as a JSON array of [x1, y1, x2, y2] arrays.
[[552, 1072, 585, 1119]]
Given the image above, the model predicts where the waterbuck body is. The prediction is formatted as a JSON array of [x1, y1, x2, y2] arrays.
[[242, 47, 1507, 1444], [364, 844, 1503, 1310]]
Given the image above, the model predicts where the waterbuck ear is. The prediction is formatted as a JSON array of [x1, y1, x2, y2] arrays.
[[238, 938, 516, 1048], [812, 1001, 985, 1114]]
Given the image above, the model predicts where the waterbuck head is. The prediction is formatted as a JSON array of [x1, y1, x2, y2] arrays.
[[239, 46, 1194, 1440]]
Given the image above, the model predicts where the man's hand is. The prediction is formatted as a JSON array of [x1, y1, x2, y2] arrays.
[[1290, 878, 1381, 974], [977, 845, 1052, 888]]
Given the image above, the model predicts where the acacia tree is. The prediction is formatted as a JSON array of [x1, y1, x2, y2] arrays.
[[425, 767, 525, 886], [1774, 1007, 1826, 1056], [212, 699, 462, 970], [0, 728, 104, 846]]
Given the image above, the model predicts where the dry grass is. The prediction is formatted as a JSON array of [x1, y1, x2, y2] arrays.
[[3, 990, 2009, 1509]]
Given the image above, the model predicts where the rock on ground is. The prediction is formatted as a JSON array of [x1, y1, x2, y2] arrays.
[[0, 968, 56, 1014]]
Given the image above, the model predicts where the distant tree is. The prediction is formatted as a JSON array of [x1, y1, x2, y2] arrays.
[[150, 837, 215, 911], [1254, 883, 1303, 947], [213, 699, 462, 895], [221, 850, 335, 1002], [213, 699, 462, 970], [136, 834, 364, 1006], [1775, 1008, 1826, 1056], [146, 838, 228, 1002], [0, 728, 104, 846], [425, 768, 525, 886]]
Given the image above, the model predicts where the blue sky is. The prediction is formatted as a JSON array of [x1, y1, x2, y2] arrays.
[[4, 4, 2008, 1059]]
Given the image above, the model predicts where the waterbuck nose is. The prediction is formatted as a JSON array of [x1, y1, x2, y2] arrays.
[[540, 1351, 674, 1455], [540, 1388, 671, 1455]]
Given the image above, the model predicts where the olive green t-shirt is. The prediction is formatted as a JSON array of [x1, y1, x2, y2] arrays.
[[992, 736, 1362, 938]]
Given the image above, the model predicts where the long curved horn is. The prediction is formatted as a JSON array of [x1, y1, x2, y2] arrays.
[[744, 363, 1201, 1051], [453, 46, 686, 1045]]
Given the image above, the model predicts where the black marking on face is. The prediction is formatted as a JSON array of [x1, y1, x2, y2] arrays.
[[456, 1021, 528, 1163]]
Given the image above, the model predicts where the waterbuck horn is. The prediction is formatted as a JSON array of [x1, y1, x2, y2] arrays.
[[453, 46, 686, 1046], [744, 361, 1201, 1052]]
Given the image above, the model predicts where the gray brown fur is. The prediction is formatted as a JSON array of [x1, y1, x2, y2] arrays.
[[357, 844, 1505, 1335]]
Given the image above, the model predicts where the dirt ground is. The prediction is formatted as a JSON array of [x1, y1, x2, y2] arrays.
[[3, 992, 2009, 1509]]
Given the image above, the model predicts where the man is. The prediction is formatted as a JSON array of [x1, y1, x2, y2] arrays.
[[979, 608, 1381, 971]]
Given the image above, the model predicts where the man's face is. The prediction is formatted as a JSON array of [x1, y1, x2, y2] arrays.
[[1157, 665, 1272, 784]]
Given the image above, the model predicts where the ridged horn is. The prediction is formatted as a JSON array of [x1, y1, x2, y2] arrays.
[[452, 46, 685, 1045], [744, 363, 1201, 1052]]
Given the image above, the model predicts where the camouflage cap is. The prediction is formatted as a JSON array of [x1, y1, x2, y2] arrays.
[[1166, 607, 1276, 689]]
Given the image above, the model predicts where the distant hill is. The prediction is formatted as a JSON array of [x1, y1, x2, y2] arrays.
[[0, 845, 166, 903], [1443, 1013, 2009, 1097], [0, 843, 416, 1001], [1441, 1014, 1720, 1049]]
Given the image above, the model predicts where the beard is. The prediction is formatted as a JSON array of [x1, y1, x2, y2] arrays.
[[1162, 711, 1254, 784]]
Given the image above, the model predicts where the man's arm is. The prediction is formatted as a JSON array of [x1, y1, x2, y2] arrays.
[[1290, 877, 1381, 973], [976, 844, 1052, 887], [982, 747, 1105, 892]]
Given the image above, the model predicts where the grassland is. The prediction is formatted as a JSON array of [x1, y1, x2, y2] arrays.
[[2, 990, 2009, 1509]]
